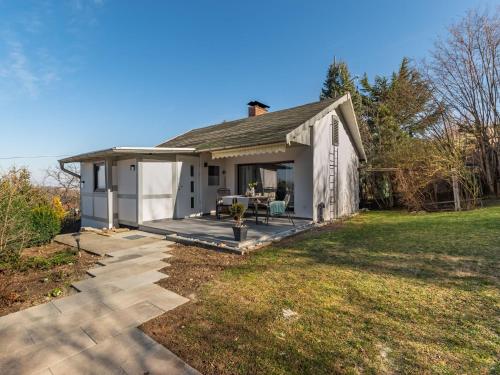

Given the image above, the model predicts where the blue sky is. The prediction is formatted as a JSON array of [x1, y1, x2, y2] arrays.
[[0, 0, 493, 182]]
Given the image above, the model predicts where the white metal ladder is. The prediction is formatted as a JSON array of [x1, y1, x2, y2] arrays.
[[329, 116, 339, 221]]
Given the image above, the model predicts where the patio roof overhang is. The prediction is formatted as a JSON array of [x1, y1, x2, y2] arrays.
[[58, 147, 197, 179], [59, 146, 197, 164], [211, 142, 287, 159]]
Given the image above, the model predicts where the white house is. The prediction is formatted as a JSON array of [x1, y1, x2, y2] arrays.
[[59, 94, 366, 231]]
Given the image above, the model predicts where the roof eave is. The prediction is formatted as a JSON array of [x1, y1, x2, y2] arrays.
[[58, 147, 197, 163], [286, 94, 366, 161]]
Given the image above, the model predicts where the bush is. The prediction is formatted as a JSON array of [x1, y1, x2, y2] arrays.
[[0, 168, 35, 263], [30, 205, 61, 246], [51, 196, 67, 221], [13, 250, 76, 272]]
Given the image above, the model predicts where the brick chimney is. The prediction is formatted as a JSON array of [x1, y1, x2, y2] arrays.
[[248, 100, 270, 117]]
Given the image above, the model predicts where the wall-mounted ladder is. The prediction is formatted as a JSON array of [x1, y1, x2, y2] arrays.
[[329, 116, 339, 220]]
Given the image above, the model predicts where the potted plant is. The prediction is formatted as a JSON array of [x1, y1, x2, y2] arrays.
[[230, 202, 247, 241], [247, 181, 257, 197]]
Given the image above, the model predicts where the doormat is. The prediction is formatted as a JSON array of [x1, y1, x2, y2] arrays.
[[123, 234, 147, 240]]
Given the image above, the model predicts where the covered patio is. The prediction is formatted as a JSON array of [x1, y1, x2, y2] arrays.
[[140, 215, 313, 253]]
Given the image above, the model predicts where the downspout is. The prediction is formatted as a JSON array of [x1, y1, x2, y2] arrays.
[[59, 161, 81, 179]]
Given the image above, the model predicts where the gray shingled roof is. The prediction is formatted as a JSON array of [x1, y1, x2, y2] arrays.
[[157, 98, 339, 150]]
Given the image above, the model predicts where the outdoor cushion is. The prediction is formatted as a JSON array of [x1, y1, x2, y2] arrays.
[[269, 200, 286, 216], [222, 196, 235, 206]]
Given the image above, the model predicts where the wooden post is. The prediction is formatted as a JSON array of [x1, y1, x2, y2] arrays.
[[452, 172, 461, 211]]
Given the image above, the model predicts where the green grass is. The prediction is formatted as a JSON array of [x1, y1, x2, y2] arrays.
[[170, 207, 500, 374]]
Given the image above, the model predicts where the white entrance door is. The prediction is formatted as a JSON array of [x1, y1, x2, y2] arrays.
[[176, 155, 200, 218]]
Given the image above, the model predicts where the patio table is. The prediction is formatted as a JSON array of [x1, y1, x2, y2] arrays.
[[221, 195, 270, 225]]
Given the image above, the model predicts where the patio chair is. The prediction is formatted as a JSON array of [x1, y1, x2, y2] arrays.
[[216, 188, 231, 219], [263, 187, 276, 200], [266, 193, 295, 226]]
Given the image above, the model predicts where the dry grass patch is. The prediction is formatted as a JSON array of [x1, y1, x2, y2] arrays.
[[0, 242, 100, 316]]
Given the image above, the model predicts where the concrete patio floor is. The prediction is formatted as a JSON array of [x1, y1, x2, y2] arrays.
[[0, 237, 200, 375], [140, 215, 314, 253]]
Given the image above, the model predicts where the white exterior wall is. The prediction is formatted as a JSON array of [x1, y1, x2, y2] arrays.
[[218, 145, 313, 219], [80, 161, 111, 228], [199, 152, 225, 213], [337, 115, 360, 217], [312, 109, 360, 221]]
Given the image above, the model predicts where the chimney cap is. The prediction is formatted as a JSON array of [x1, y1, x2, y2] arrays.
[[247, 100, 270, 109]]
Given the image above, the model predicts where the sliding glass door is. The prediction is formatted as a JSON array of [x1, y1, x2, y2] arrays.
[[237, 162, 294, 207]]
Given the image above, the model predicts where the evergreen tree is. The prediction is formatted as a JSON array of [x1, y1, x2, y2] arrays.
[[320, 57, 362, 114]]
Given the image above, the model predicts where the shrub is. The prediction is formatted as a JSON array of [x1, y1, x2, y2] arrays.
[[14, 250, 76, 272], [30, 204, 61, 246], [51, 196, 67, 221], [0, 168, 35, 263]]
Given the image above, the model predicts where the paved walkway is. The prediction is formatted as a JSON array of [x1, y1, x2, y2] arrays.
[[0, 235, 200, 375]]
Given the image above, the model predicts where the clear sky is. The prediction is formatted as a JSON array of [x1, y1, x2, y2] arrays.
[[0, 0, 494, 182]]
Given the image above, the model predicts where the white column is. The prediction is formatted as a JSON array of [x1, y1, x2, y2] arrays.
[[105, 159, 114, 228]]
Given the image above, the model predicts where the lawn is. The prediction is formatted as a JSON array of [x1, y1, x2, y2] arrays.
[[143, 206, 500, 375]]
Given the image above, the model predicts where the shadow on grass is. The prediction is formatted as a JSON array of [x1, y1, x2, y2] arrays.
[[244, 209, 500, 292]]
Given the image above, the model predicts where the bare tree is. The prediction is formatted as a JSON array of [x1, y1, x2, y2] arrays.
[[43, 163, 80, 209], [429, 7, 499, 194]]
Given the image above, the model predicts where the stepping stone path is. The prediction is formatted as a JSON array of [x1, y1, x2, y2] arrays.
[[0, 240, 200, 375]]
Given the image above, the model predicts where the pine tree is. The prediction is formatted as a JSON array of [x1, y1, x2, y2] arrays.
[[320, 57, 362, 114]]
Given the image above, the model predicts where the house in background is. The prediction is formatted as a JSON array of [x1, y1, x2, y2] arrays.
[[59, 94, 366, 237]]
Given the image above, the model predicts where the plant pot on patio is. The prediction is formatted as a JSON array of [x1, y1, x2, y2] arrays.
[[230, 202, 248, 242], [232, 225, 248, 241]]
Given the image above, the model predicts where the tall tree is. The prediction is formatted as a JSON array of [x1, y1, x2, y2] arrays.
[[360, 58, 440, 165], [428, 8, 499, 194], [320, 57, 362, 114]]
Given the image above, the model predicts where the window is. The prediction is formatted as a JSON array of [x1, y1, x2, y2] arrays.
[[94, 163, 106, 191], [190, 165, 194, 177], [208, 165, 220, 186], [190, 180, 194, 193], [190, 196, 195, 209]]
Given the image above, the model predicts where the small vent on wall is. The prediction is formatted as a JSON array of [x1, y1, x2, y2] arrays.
[[332, 116, 339, 146]]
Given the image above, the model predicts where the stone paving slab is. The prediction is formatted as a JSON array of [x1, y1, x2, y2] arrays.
[[72, 261, 168, 291], [51, 284, 122, 313], [0, 301, 61, 329], [50, 328, 200, 375], [105, 270, 169, 290], [0, 324, 34, 353], [105, 240, 174, 257], [81, 301, 164, 343], [88, 252, 171, 276], [27, 302, 114, 344], [101, 283, 168, 311], [116, 329, 200, 375], [54, 230, 162, 256], [146, 288, 190, 312], [0, 327, 95, 374]]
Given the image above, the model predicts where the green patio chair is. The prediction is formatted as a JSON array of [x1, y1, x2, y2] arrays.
[[266, 193, 294, 226]]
